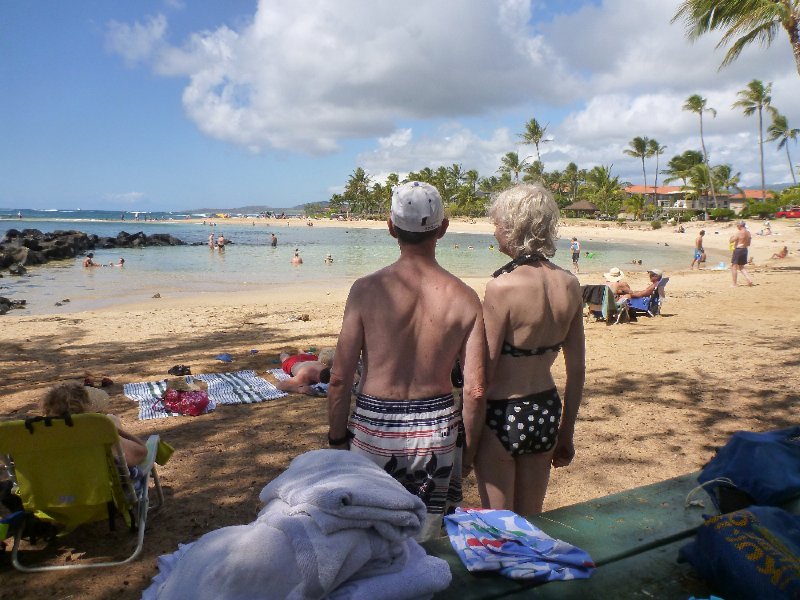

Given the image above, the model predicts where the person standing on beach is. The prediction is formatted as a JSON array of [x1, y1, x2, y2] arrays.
[[327, 181, 486, 541], [570, 237, 580, 273], [270, 233, 278, 248], [690, 230, 706, 270], [730, 221, 754, 287], [217, 233, 226, 249]]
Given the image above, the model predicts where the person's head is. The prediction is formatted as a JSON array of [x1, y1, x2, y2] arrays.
[[41, 382, 91, 416], [489, 184, 559, 258], [647, 268, 663, 281], [571, 237, 577, 242], [737, 220, 746, 229], [699, 230, 705, 236], [119, 258, 125, 265], [317, 347, 335, 367], [604, 267, 625, 282], [389, 181, 445, 245], [86, 253, 94, 259]]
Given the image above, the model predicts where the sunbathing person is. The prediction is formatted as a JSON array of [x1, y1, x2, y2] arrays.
[[276, 349, 333, 395], [41, 382, 147, 467], [771, 246, 788, 259]]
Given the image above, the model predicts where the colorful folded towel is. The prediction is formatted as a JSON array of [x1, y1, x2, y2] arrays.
[[444, 508, 595, 582]]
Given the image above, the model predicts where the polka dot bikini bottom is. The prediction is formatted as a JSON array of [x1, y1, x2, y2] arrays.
[[485, 389, 562, 456]]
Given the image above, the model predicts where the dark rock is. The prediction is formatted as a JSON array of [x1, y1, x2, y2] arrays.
[[8, 263, 27, 276], [0, 296, 26, 315]]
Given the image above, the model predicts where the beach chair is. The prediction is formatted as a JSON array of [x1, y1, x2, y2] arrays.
[[580, 284, 626, 324], [627, 277, 669, 318], [0, 413, 168, 572]]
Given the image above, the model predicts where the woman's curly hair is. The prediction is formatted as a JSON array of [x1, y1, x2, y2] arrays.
[[489, 184, 560, 258]]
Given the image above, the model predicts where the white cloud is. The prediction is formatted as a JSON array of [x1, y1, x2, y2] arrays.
[[105, 15, 167, 67], [106, 0, 579, 153], [105, 192, 145, 203], [104, 0, 800, 188]]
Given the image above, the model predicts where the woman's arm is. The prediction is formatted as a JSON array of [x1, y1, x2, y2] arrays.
[[552, 294, 585, 468]]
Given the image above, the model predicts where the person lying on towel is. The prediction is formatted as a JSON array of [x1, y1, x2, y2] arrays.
[[276, 348, 334, 396]]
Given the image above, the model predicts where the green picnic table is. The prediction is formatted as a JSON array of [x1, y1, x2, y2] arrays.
[[424, 472, 713, 599]]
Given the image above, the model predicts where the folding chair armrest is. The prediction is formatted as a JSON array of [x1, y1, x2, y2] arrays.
[[138, 435, 161, 473]]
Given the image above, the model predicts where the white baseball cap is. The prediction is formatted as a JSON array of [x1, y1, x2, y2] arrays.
[[390, 181, 444, 232]]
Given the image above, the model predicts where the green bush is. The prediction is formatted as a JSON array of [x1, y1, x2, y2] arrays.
[[650, 220, 662, 230], [710, 208, 736, 221]]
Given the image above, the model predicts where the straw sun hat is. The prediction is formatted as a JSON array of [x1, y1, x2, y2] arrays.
[[603, 267, 625, 282]]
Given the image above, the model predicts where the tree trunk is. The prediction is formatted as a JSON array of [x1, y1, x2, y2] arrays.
[[699, 114, 715, 220], [758, 106, 766, 200], [788, 144, 798, 185]]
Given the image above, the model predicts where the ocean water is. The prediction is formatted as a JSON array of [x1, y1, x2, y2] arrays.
[[1, 217, 689, 315]]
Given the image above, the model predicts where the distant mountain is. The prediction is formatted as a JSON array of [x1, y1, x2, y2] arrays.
[[186, 202, 326, 214]]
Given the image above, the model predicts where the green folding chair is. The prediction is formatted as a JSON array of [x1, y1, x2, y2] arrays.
[[0, 413, 170, 571]]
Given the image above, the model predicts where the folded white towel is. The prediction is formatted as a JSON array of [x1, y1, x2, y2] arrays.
[[258, 450, 427, 542], [329, 539, 452, 600], [142, 498, 410, 600]]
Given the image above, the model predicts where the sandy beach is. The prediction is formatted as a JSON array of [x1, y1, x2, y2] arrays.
[[1, 217, 799, 598]]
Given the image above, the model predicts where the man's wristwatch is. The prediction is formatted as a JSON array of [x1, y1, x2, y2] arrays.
[[328, 433, 349, 446]]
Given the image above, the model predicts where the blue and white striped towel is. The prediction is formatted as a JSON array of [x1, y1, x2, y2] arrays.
[[193, 370, 286, 405], [124, 371, 285, 420]]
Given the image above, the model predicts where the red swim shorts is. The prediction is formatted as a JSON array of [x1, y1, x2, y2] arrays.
[[282, 353, 318, 376]]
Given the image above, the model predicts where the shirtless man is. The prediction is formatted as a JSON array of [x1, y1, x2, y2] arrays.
[[291, 249, 303, 265], [730, 221, 754, 287], [327, 181, 486, 541], [690, 230, 706, 270], [276, 350, 332, 396]]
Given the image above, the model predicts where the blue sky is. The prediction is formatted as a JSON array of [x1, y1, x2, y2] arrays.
[[1, 1, 798, 212]]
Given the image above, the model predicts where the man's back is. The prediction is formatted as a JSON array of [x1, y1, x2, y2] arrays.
[[353, 256, 481, 400]]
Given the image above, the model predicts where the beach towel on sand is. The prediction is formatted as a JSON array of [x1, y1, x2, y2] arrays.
[[142, 450, 451, 600], [124, 371, 285, 420]]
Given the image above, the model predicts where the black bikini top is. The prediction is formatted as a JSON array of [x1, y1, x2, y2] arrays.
[[493, 253, 561, 357], [501, 340, 563, 357], [492, 252, 547, 278]]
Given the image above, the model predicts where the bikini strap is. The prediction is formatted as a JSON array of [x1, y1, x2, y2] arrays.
[[492, 252, 547, 278], [501, 341, 563, 357]]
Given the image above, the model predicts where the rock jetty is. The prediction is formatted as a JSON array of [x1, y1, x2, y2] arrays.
[[0, 228, 186, 272]]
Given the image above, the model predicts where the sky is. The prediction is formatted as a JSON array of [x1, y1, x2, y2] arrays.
[[1, 0, 798, 212]]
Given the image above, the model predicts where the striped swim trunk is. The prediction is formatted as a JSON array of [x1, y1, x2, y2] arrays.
[[348, 392, 464, 542]]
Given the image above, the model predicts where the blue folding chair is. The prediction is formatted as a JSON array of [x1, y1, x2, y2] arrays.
[[627, 277, 669, 318]]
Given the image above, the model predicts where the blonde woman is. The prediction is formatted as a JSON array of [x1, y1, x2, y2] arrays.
[[474, 184, 585, 514]]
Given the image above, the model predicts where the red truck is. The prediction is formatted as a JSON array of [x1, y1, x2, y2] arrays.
[[776, 206, 800, 218]]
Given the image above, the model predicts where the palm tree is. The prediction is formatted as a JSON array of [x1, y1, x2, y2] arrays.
[[519, 118, 551, 163], [584, 165, 624, 217], [624, 136, 651, 204], [498, 152, 530, 184], [671, 1, 800, 77], [713, 164, 744, 197], [767, 112, 800, 184], [682, 94, 718, 216], [344, 167, 372, 217], [732, 79, 778, 200], [648, 139, 667, 209], [663, 150, 704, 187]]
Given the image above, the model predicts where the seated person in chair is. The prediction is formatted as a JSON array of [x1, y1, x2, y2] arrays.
[[625, 269, 664, 320], [41, 382, 147, 468], [603, 267, 632, 299]]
